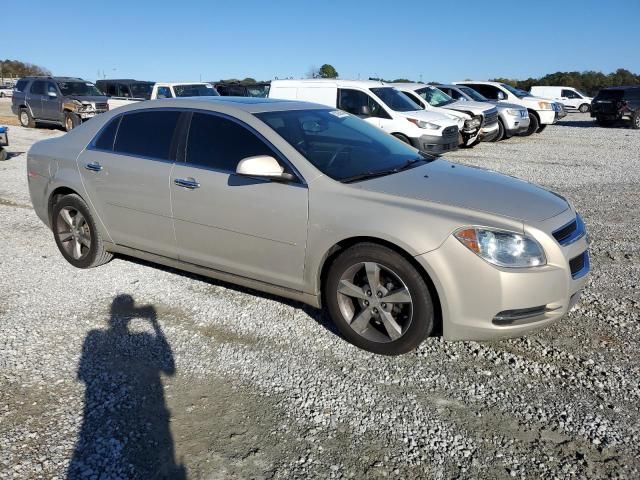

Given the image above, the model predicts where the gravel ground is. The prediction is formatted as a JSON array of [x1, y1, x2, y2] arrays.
[[0, 114, 639, 479]]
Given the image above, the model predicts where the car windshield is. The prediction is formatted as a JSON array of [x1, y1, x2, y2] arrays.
[[130, 83, 153, 99], [173, 84, 219, 97], [500, 83, 531, 98], [459, 86, 488, 102], [246, 85, 270, 97], [57, 81, 103, 96], [256, 109, 429, 182], [415, 87, 455, 107], [369, 87, 421, 112]]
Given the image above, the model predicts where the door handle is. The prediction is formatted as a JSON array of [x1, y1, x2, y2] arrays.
[[174, 178, 200, 189], [85, 162, 103, 172]]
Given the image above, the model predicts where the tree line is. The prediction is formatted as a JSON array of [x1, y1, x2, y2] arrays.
[[0, 59, 51, 80], [491, 68, 640, 96]]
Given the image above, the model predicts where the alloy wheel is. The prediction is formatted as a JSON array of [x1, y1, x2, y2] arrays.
[[336, 262, 413, 343], [20, 111, 29, 126], [55, 207, 91, 260]]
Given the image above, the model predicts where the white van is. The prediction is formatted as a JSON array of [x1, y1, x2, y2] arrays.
[[530, 86, 592, 113], [269, 79, 459, 154], [454, 81, 562, 135], [393, 83, 499, 146]]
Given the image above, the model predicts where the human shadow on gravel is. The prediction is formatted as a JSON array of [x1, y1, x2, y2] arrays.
[[67, 294, 187, 480]]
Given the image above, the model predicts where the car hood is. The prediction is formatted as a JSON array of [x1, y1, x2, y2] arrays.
[[492, 101, 525, 111], [356, 159, 569, 223], [446, 100, 495, 115], [65, 95, 108, 103], [398, 109, 459, 128]]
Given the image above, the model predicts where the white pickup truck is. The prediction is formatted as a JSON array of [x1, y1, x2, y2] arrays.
[[96, 80, 219, 109]]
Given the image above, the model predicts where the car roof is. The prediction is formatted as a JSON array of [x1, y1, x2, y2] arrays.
[[21, 76, 89, 82], [271, 79, 388, 88], [96, 79, 154, 84], [600, 85, 640, 91], [111, 96, 328, 114]]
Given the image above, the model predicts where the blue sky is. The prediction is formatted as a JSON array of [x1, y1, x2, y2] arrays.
[[5, 0, 640, 83]]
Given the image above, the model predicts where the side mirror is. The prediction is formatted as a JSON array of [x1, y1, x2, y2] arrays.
[[47, 91, 57, 98], [236, 155, 294, 182], [496, 91, 506, 100]]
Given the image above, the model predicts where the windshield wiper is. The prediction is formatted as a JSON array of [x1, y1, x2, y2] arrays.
[[340, 157, 427, 184]]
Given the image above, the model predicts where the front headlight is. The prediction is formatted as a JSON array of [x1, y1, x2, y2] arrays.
[[406, 118, 441, 130], [464, 116, 481, 129], [505, 108, 521, 116], [538, 101, 552, 110], [454, 227, 546, 268]]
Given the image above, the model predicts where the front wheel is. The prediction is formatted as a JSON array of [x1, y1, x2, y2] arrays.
[[536, 124, 547, 133], [64, 112, 81, 131], [325, 243, 434, 355], [521, 111, 539, 136], [578, 103, 590, 113], [52, 194, 113, 268], [632, 111, 640, 130], [392, 133, 411, 145], [491, 119, 505, 142]]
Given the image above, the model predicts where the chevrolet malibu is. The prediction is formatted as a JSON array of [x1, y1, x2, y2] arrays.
[[27, 98, 590, 355]]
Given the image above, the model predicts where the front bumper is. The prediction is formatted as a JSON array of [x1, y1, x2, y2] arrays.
[[478, 122, 499, 142], [410, 127, 459, 155], [538, 109, 557, 125], [415, 209, 589, 341], [502, 111, 530, 136]]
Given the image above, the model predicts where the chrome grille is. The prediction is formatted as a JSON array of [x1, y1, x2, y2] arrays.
[[442, 126, 458, 138], [95, 102, 109, 111], [483, 108, 498, 126]]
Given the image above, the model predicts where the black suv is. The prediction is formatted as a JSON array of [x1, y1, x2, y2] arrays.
[[591, 86, 640, 129], [214, 81, 270, 97], [95, 79, 155, 100], [12, 76, 109, 131]]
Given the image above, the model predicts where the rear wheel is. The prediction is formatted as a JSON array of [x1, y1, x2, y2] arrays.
[[52, 194, 113, 268], [19, 108, 35, 128], [536, 124, 547, 133], [325, 243, 434, 355], [491, 119, 505, 142], [632, 111, 640, 130], [578, 103, 590, 113], [64, 112, 81, 132], [521, 111, 539, 136]]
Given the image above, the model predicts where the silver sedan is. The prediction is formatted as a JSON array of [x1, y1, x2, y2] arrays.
[[27, 97, 589, 355]]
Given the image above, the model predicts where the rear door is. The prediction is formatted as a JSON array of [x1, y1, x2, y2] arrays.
[[26, 80, 46, 118], [170, 111, 308, 290], [561, 89, 581, 109], [77, 109, 182, 257]]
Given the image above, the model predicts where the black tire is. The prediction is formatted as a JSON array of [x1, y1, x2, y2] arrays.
[[64, 112, 81, 132], [392, 133, 411, 145], [19, 108, 35, 128], [578, 103, 590, 113], [632, 111, 640, 130], [491, 119, 505, 142], [0, 148, 7, 161], [325, 243, 434, 355], [536, 124, 547, 133], [52, 194, 113, 268], [0, 92, 4, 98], [521, 111, 539, 136]]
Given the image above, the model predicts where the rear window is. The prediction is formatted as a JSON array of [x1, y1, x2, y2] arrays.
[[596, 89, 623, 101], [15, 79, 29, 92], [114, 111, 180, 160], [93, 116, 121, 151]]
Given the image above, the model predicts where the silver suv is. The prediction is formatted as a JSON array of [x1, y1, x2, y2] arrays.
[[27, 97, 589, 355], [12, 76, 109, 131]]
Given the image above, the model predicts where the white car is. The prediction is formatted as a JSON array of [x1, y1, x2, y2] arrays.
[[530, 86, 592, 113], [0, 85, 13, 98], [103, 82, 218, 109], [269, 79, 460, 154], [454, 81, 562, 135], [393, 83, 499, 146]]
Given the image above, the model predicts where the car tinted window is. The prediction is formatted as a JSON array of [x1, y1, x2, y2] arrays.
[[15, 79, 28, 92], [466, 84, 499, 100], [186, 112, 276, 172], [94, 116, 121, 151], [562, 89, 580, 99], [46, 82, 58, 94], [156, 86, 172, 98], [338, 89, 390, 119], [625, 89, 640, 101], [596, 90, 623, 101], [114, 111, 180, 160], [30, 81, 46, 95]]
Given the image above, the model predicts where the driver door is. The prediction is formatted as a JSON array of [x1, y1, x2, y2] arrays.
[[337, 88, 391, 130], [170, 111, 308, 290]]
